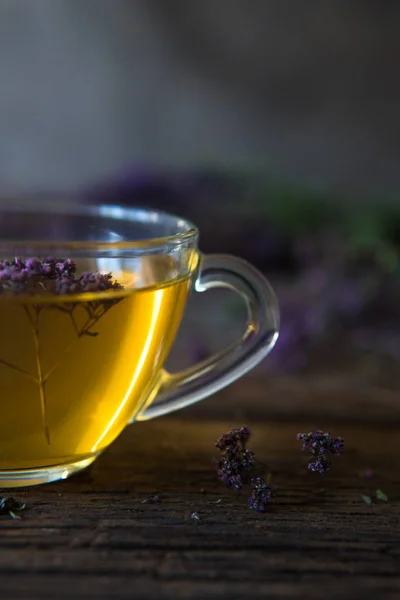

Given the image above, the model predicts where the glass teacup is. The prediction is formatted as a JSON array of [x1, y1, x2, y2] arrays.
[[0, 198, 279, 487]]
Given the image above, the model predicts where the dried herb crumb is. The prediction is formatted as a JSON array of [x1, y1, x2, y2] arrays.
[[9, 511, 21, 520], [361, 494, 373, 505], [141, 495, 159, 504], [0, 497, 26, 519], [376, 489, 388, 503]]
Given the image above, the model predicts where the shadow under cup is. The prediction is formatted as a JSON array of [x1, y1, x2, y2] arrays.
[[0, 199, 279, 487]]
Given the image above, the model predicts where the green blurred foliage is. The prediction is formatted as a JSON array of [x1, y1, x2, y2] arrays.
[[231, 173, 400, 272]]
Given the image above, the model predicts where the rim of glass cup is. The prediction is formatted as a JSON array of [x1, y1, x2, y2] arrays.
[[0, 194, 199, 254]]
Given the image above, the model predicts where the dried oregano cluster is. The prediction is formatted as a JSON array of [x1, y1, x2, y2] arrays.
[[297, 430, 344, 474], [215, 427, 344, 512], [0, 257, 122, 295], [215, 427, 274, 513]]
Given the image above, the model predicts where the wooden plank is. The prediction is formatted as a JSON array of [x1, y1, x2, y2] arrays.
[[0, 413, 399, 599]]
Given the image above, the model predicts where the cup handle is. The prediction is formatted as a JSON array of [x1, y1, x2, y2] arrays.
[[136, 254, 279, 421]]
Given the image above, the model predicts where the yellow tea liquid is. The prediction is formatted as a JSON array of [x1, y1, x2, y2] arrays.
[[0, 271, 191, 470]]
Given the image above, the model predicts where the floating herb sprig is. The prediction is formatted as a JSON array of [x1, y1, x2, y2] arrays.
[[0, 257, 123, 444]]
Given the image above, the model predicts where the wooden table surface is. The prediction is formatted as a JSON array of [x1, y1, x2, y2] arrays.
[[0, 374, 399, 600]]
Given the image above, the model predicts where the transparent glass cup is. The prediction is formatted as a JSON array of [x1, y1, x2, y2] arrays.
[[0, 198, 279, 487]]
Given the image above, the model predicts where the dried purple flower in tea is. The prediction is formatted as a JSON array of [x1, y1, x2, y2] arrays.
[[0, 257, 122, 296]]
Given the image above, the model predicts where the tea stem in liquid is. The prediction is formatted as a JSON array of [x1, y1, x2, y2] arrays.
[[42, 302, 113, 382], [0, 257, 128, 452], [0, 358, 37, 382], [0, 299, 119, 446], [24, 306, 50, 446]]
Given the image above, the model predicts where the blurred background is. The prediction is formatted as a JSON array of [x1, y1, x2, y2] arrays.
[[1, 0, 400, 421]]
